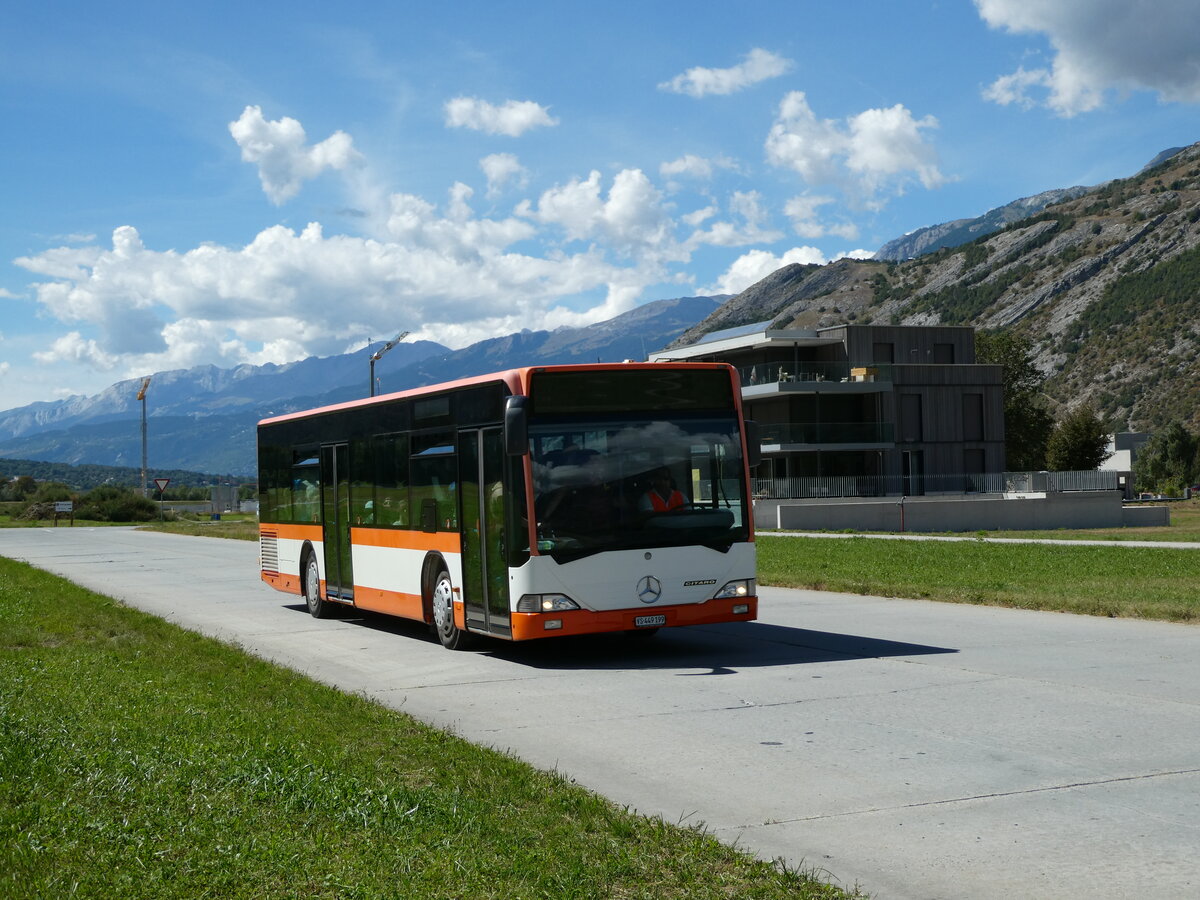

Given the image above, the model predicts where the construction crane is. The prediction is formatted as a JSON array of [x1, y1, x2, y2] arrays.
[[137, 377, 151, 497], [369, 331, 409, 396]]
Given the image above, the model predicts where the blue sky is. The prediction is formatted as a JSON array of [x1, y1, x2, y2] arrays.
[[3, 0, 1199, 410]]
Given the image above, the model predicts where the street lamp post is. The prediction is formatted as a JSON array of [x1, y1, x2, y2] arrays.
[[369, 331, 409, 396], [137, 376, 151, 497]]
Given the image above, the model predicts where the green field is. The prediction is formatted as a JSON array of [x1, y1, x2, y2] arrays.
[[0, 557, 858, 899], [758, 534, 1200, 622]]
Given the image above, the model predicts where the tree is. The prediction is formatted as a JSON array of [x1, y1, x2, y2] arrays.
[[1046, 405, 1111, 471], [9, 475, 38, 501], [1133, 421, 1198, 495], [33, 481, 73, 503], [975, 330, 1054, 470]]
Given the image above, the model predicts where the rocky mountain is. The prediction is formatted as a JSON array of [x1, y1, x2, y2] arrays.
[[675, 143, 1200, 435], [0, 295, 721, 475], [873, 186, 1095, 261], [0, 341, 447, 442]]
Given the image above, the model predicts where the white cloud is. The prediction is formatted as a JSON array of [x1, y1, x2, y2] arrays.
[[661, 154, 715, 179], [982, 66, 1052, 110], [784, 194, 858, 240], [0, 288, 18, 299], [659, 48, 793, 98], [480, 153, 529, 198], [13, 108, 819, 395], [709, 247, 827, 295], [976, 0, 1200, 116], [517, 169, 681, 260], [229, 106, 363, 204], [687, 191, 783, 247], [32, 331, 118, 369], [659, 153, 739, 181], [444, 97, 558, 136], [15, 200, 663, 380], [765, 91, 944, 208]]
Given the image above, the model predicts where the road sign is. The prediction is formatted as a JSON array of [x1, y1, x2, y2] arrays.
[[153, 478, 170, 493], [54, 501, 73, 513]]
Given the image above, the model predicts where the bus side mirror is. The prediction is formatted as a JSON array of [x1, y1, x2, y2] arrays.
[[744, 420, 761, 468], [504, 396, 529, 456]]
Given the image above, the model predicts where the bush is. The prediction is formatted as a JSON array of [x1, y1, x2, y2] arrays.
[[74, 486, 158, 522], [33, 481, 73, 503]]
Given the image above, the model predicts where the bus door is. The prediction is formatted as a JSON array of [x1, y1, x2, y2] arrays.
[[458, 427, 511, 636], [320, 443, 354, 601]]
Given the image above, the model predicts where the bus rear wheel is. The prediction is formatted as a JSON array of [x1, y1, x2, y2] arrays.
[[303, 552, 336, 619], [431, 570, 472, 650]]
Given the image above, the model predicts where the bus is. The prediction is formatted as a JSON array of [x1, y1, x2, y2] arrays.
[[257, 362, 759, 649]]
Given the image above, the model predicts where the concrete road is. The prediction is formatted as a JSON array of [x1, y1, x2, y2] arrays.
[[3, 526, 1198, 899]]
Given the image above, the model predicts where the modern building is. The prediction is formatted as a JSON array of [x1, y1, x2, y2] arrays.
[[652, 322, 1007, 497]]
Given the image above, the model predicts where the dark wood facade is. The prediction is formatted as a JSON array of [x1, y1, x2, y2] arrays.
[[653, 323, 1006, 491]]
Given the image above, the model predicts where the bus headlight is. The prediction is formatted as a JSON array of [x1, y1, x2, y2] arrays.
[[516, 593, 581, 613], [714, 579, 755, 599]]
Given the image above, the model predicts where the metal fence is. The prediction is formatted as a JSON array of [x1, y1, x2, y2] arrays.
[[758, 421, 895, 445], [752, 470, 1121, 500], [739, 362, 894, 386]]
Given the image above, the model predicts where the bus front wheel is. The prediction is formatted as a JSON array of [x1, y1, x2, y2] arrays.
[[303, 552, 336, 619], [431, 570, 472, 650]]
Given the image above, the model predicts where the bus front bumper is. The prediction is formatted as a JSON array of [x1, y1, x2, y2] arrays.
[[508, 595, 758, 640]]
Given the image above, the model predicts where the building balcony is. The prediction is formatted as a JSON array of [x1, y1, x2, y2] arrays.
[[758, 421, 895, 447], [739, 362, 893, 391]]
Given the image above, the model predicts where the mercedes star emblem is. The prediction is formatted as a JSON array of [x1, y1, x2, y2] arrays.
[[637, 575, 662, 604]]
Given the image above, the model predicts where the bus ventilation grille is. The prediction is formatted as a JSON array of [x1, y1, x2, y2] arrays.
[[260, 531, 279, 573]]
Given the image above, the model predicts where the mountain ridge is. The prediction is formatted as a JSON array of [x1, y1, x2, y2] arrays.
[[0, 295, 722, 475]]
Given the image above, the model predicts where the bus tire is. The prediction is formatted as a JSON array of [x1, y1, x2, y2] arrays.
[[431, 569, 472, 650], [303, 550, 336, 619]]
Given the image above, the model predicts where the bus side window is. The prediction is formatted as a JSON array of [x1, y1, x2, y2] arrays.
[[373, 434, 410, 527], [350, 439, 374, 525], [290, 454, 320, 523], [292, 470, 319, 523], [411, 441, 456, 532]]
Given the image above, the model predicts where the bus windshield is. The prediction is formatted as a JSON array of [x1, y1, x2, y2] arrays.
[[529, 413, 750, 562]]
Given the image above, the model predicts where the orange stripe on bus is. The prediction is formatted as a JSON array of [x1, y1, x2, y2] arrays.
[[349, 527, 460, 553], [261, 523, 323, 542], [261, 571, 301, 594], [353, 587, 427, 621]]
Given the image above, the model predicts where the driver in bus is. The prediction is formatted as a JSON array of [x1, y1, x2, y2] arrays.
[[639, 467, 686, 513]]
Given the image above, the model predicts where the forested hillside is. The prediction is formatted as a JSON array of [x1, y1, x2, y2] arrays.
[[0, 458, 237, 491]]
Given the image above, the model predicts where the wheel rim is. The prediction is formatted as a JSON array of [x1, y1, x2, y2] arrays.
[[305, 558, 320, 611], [432, 575, 453, 635]]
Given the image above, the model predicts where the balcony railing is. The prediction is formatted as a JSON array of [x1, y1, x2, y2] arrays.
[[739, 362, 893, 387], [758, 421, 895, 445], [752, 470, 1122, 500]]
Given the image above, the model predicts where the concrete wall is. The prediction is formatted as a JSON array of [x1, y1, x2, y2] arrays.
[[758, 490, 1170, 532]]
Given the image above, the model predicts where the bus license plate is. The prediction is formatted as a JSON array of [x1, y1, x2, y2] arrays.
[[634, 615, 666, 628]]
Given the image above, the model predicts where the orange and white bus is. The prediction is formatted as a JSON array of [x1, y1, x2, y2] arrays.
[[257, 362, 758, 649]]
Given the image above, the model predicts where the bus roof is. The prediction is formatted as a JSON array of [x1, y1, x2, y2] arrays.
[[256, 360, 737, 428]]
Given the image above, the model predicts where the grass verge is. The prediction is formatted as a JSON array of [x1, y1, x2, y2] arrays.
[[759, 534, 1200, 622], [0, 557, 859, 899], [138, 516, 260, 541]]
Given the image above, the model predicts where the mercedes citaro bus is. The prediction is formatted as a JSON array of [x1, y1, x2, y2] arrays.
[[257, 362, 759, 649]]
